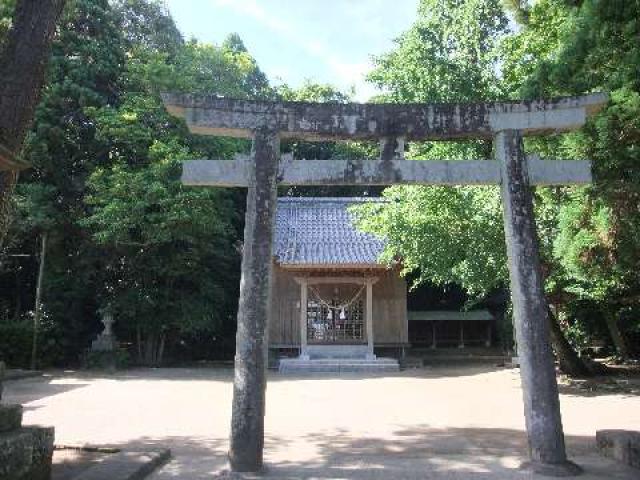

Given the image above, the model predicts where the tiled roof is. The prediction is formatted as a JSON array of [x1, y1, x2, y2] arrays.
[[274, 197, 387, 266]]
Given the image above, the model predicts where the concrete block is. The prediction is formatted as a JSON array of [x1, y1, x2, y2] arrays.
[[0, 426, 54, 480], [0, 404, 23, 433], [597, 429, 640, 469], [0, 429, 32, 479], [23, 426, 55, 480]]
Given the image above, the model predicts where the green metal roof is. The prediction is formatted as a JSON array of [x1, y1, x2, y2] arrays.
[[408, 310, 494, 322]]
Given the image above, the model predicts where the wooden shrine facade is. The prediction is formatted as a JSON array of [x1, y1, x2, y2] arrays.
[[270, 197, 407, 360]]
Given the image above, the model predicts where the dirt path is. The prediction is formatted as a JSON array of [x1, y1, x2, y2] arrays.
[[4, 365, 639, 479]]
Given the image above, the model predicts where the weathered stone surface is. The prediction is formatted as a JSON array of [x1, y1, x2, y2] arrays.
[[0, 429, 32, 480], [597, 430, 640, 469], [0, 426, 54, 480], [182, 155, 592, 187], [497, 130, 579, 475], [228, 128, 279, 473], [162, 93, 607, 141], [23, 426, 55, 480], [0, 404, 23, 433]]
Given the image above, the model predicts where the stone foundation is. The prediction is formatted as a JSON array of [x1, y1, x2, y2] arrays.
[[279, 357, 400, 374], [596, 429, 640, 469], [0, 362, 55, 480]]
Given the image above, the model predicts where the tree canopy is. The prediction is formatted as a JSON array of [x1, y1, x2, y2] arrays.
[[0, 0, 638, 368], [354, 0, 640, 366]]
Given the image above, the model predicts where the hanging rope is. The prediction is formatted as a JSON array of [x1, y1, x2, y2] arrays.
[[308, 284, 366, 312]]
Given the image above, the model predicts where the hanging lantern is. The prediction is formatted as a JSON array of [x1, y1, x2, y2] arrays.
[[340, 308, 347, 320]]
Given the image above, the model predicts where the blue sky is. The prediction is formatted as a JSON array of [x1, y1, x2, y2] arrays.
[[164, 0, 420, 101]]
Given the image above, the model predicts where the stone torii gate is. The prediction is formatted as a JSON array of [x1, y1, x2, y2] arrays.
[[162, 92, 607, 475]]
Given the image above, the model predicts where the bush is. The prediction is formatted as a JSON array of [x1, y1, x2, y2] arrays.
[[0, 320, 32, 368], [83, 348, 129, 370], [0, 314, 66, 369]]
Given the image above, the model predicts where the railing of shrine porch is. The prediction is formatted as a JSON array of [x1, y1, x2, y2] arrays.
[[162, 92, 607, 476]]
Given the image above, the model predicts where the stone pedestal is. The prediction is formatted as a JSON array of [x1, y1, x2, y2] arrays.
[[597, 430, 640, 469], [0, 361, 54, 480]]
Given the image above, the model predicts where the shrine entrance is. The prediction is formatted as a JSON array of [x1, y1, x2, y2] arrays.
[[162, 92, 607, 476], [294, 275, 380, 360], [306, 283, 366, 345]]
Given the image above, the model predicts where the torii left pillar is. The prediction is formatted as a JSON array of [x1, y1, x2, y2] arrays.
[[228, 127, 279, 472]]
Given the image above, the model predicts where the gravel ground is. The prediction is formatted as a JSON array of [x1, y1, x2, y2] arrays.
[[4, 364, 640, 479]]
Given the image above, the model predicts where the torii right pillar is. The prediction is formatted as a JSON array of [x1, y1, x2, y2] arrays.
[[496, 129, 581, 476]]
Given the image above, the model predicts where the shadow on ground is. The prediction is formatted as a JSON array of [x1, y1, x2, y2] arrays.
[[90, 427, 637, 480], [19, 364, 512, 384], [52, 449, 111, 480], [3, 375, 91, 407]]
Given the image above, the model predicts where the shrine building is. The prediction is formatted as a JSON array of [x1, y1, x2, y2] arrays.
[[270, 196, 496, 372]]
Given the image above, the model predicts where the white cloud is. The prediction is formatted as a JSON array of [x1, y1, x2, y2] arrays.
[[208, 0, 378, 100]]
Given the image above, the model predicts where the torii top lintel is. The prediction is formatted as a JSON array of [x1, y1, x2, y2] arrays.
[[161, 93, 607, 142]]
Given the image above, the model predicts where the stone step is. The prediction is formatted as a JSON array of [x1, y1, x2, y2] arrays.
[[0, 426, 54, 480], [282, 358, 399, 364], [0, 404, 23, 433], [305, 345, 370, 359], [279, 358, 400, 374], [597, 429, 640, 469]]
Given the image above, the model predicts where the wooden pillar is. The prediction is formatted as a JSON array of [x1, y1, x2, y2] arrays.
[[458, 322, 465, 349], [299, 278, 309, 360], [366, 279, 375, 359], [228, 128, 279, 473], [496, 130, 581, 476]]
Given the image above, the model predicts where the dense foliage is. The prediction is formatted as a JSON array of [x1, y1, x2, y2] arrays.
[[355, 0, 640, 365], [0, 0, 267, 366], [0, 0, 638, 368]]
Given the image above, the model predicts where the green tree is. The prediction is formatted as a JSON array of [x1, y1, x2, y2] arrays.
[[359, 0, 510, 295], [355, 0, 597, 374], [0, 0, 16, 47], [83, 141, 238, 365], [2, 0, 268, 367], [114, 0, 183, 57], [502, 0, 640, 359], [1, 0, 126, 365], [369, 0, 508, 103], [71, 17, 272, 365], [273, 81, 378, 197]]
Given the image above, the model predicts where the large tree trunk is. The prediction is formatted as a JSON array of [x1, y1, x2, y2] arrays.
[[546, 306, 593, 377], [604, 311, 631, 360], [140, 330, 166, 367], [0, 0, 67, 245]]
